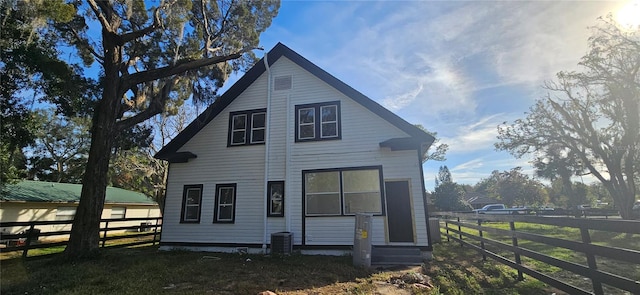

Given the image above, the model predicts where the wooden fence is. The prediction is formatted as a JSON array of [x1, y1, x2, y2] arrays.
[[0, 216, 162, 258], [433, 212, 640, 295]]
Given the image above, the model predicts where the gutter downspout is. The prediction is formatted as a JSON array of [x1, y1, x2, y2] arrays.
[[285, 94, 291, 232], [262, 54, 272, 252]]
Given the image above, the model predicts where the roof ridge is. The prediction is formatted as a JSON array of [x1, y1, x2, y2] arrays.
[[155, 43, 434, 160]]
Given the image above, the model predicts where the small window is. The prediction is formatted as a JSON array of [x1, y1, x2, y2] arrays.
[[111, 207, 126, 219], [55, 207, 76, 221], [230, 114, 247, 145], [181, 184, 203, 223], [214, 184, 237, 223], [295, 101, 341, 142], [267, 181, 284, 217], [228, 109, 267, 146], [304, 167, 383, 217], [320, 105, 338, 138], [298, 108, 315, 140], [251, 113, 266, 143]]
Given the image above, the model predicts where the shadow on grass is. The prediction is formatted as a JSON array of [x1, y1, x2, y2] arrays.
[[1, 245, 376, 295], [423, 243, 552, 295]]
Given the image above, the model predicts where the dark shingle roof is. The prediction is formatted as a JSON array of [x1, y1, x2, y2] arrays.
[[155, 42, 434, 160], [1, 180, 157, 205]]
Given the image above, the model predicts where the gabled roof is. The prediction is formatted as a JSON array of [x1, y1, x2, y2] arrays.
[[1, 180, 157, 205], [155, 42, 434, 160], [465, 192, 498, 205]]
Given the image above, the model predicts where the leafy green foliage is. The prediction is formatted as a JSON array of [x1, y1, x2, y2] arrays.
[[471, 168, 547, 207], [0, 1, 89, 186], [496, 18, 639, 218], [26, 109, 91, 183], [433, 166, 468, 211], [415, 124, 448, 162]]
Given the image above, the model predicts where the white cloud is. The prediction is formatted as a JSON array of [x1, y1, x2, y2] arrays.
[[296, 1, 621, 120], [440, 114, 511, 154]]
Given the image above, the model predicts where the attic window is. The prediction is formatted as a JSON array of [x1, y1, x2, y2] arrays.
[[274, 75, 292, 91], [228, 109, 267, 146], [295, 101, 341, 142]]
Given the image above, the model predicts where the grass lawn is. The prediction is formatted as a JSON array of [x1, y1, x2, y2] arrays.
[[0, 243, 556, 295]]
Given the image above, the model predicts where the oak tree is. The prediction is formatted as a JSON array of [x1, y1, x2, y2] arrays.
[[44, 0, 279, 258], [496, 18, 639, 219]]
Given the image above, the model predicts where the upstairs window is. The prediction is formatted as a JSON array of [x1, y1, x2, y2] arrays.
[[295, 101, 341, 142], [228, 109, 267, 146]]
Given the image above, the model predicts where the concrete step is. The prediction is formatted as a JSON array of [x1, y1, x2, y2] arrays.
[[371, 246, 423, 265]]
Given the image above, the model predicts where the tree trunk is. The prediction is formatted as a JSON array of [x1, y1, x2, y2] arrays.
[[617, 192, 635, 220], [63, 28, 121, 259]]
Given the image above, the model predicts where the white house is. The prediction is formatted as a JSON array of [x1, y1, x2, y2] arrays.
[[155, 43, 436, 260]]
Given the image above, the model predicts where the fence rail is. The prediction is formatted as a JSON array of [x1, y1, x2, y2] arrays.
[[0, 217, 162, 258], [433, 212, 640, 295]]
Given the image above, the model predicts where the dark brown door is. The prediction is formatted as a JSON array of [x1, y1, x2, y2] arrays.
[[385, 180, 414, 243]]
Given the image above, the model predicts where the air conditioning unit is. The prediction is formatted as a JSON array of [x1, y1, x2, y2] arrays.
[[270, 232, 293, 255]]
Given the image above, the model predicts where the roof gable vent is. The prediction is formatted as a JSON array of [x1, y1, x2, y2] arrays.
[[273, 75, 292, 91]]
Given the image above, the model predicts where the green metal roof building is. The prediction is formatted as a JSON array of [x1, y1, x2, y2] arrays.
[[1, 180, 156, 204]]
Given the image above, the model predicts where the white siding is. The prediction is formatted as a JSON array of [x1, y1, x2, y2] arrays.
[[162, 56, 429, 248]]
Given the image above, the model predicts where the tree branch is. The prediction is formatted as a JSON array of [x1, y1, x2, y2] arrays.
[[115, 77, 179, 132], [118, 7, 162, 45], [69, 27, 104, 64], [86, 0, 112, 32], [121, 48, 252, 94]]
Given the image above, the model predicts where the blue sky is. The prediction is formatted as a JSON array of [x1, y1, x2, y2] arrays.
[[234, 0, 634, 191]]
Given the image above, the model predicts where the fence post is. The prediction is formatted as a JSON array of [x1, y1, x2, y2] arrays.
[[152, 218, 159, 246], [509, 221, 523, 281], [478, 219, 486, 261], [21, 223, 35, 258], [580, 227, 604, 295], [445, 219, 450, 242], [101, 221, 109, 248], [457, 216, 463, 247]]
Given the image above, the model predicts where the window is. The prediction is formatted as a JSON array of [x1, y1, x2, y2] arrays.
[[267, 181, 285, 217], [295, 101, 341, 142], [111, 207, 126, 219], [214, 183, 236, 223], [55, 207, 76, 221], [303, 167, 383, 216], [228, 109, 266, 146], [180, 184, 203, 223]]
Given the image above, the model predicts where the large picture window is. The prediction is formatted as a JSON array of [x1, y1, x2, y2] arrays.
[[228, 109, 266, 146], [180, 184, 203, 223], [295, 101, 341, 142], [304, 167, 383, 216], [214, 183, 236, 223]]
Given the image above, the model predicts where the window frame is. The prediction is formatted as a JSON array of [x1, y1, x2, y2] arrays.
[[214, 183, 237, 223], [302, 166, 385, 217], [295, 101, 341, 142], [267, 181, 285, 217], [180, 184, 203, 223], [110, 206, 126, 219], [55, 207, 76, 221], [227, 108, 267, 146]]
